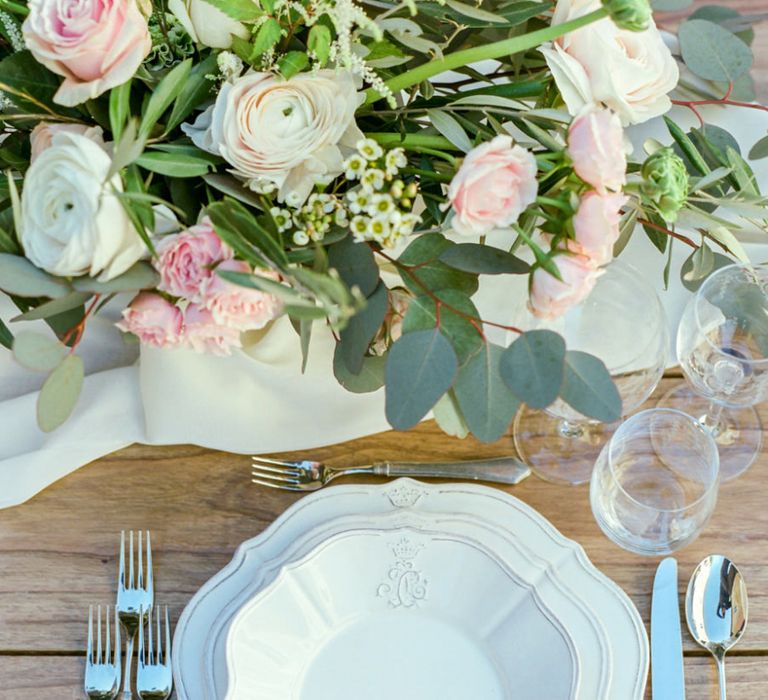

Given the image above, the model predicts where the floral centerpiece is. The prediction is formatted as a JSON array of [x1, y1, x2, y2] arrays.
[[0, 0, 765, 441]]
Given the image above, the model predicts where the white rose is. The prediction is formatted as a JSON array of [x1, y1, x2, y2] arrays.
[[540, 0, 679, 125], [183, 70, 363, 203], [167, 0, 249, 49], [20, 132, 143, 281]]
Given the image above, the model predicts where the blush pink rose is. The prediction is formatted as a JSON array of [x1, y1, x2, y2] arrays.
[[22, 0, 152, 107], [116, 293, 183, 347], [29, 122, 105, 162], [203, 259, 283, 332], [572, 192, 628, 266], [182, 304, 242, 356], [568, 108, 627, 194], [529, 253, 600, 320], [154, 218, 233, 302], [447, 135, 537, 236]]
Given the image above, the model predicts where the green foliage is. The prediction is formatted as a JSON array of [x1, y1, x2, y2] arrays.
[[560, 351, 622, 422], [333, 346, 386, 393], [327, 236, 379, 297], [439, 243, 529, 275], [0, 253, 71, 298], [337, 282, 388, 374], [500, 330, 566, 409], [37, 354, 84, 432], [678, 19, 752, 83], [398, 233, 478, 296], [198, 0, 262, 21], [12, 330, 68, 371]]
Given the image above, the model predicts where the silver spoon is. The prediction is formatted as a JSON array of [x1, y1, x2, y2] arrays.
[[685, 555, 748, 700]]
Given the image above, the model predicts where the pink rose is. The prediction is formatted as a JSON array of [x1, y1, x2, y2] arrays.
[[154, 218, 233, 302], [30, 122, 105, 162], [203, 259, 283, 332], [116, 293, 183, 348], [572, 192, 628, 266], [568, 108, 627, 194], [23, 0, 152, 107], [447, 135, 537, 236], [182, 304, 242, 356], [529, 253, 600, 320]]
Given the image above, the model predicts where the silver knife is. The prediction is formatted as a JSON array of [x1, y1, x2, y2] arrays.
[[651, 557, 686, 699]]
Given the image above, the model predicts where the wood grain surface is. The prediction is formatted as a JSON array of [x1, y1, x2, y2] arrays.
[[1, 4, 767, 698]]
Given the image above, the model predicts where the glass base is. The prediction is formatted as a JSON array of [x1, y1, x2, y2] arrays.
[[657, 384, 763, 482], [513, 406, 617, 486]]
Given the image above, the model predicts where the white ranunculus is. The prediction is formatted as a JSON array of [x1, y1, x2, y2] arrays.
[[183, 70, 363, 204], [167, 0, 249, 49], [20, 132, 143, 281], [540, 0, 679, 126]]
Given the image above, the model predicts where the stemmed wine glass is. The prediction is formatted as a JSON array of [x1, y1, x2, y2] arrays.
[[513, 259, 668, 485], [659, 263, 768, 481]]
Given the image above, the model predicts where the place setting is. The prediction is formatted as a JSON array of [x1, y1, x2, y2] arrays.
[[0, 0, 767, 696]]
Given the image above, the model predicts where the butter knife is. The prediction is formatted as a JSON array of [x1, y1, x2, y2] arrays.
[[651, 557, 686, 699]]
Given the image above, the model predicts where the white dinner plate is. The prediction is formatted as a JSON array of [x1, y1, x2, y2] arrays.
[[173, 480, 648, 699]]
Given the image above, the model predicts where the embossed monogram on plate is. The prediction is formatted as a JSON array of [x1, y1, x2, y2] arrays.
[[385, 484, 427, 508], [376, 537, 428, 608]]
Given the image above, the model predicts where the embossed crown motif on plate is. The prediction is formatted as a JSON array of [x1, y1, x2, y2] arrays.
[[391, 536, 422, 561]]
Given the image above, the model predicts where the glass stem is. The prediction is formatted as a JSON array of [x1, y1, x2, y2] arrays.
[[701, 400, 726, 437], [558, 419, 585, 439]]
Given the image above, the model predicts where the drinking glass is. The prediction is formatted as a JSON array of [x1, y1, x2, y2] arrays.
[[590, 408, 719, 555], [659, 263, 768, 481], [513, 259, 668, 485]]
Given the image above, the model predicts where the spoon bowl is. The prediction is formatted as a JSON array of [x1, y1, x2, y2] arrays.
[[686, 555, 747, 700]]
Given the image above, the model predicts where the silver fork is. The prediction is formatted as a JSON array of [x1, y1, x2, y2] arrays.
[[117, 531, 154, 700], [85, 605, 121, 700], [137, 605, 173, 700], [251, 455, 531, 491]]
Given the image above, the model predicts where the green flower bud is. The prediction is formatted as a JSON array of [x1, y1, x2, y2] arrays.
[[642, 147, 689, 223], [601, 0, 652, 32]]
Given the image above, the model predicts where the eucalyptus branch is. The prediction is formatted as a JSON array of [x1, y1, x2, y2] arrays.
[[637, 217, 699, 249]]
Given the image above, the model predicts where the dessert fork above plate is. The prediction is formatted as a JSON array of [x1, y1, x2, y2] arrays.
[[251, 455, 531, 491]]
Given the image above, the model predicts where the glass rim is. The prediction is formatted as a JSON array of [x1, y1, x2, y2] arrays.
[[692, 262, 768, 365], [606, 408, 720, 515]]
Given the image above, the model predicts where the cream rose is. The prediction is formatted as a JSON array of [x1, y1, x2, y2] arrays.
[[167, 0, 249, 49], [540, 0, 679, 125], [184, 70, 363, 203], [23, 0, 152, 107], [20, 132, 143, 281]]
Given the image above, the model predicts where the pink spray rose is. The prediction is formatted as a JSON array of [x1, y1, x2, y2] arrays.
[[29, 122, 105, 162], [22, 0, 152, 107], [572, 192, 628, 266], [529, 252, 601, 320], [154, 218, 233, 302], [447, 135, 538, 236], [182, 304, 242, 356], [203, 259, 283, 332], [568, 108, 627, 194], [116, 293, 183, 348]]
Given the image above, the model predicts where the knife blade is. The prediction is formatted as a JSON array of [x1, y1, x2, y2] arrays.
[[651, 557, 686, 699]]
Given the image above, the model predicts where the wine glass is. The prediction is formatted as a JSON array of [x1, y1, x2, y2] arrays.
[[659, 263, 768, 481], [513, 259, 668, 485], [590, 408, 719, 555]]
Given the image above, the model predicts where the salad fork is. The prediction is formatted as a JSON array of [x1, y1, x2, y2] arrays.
[[85, 605, 121, 700], [117, 531, 154, 700], [137, 605, 173, 700], [251, 455, 531, 491]]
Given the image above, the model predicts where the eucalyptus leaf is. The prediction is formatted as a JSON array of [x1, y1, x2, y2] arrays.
[[0, 254, 71, 298], [338, 283, 388, 374], [12, 331, 68, 371], [560, 351, 621, 423], [726, 147, 760, 196], [651, 0, 692, 10], [433, 390, 469, 439], [37, 354, 84, 432], [682, 243, 714, 283], [385, 328, 458, 431], [454, 343, 520, 443], [678, 19, 753, 83], [333, 346, 386, 393], [72, 262, 159, 294], [398, 233, 478, 296], [680, 250, 732, 292], [12, 292, 91, 321], [749, 135, 768, 161], [500, 330, 565, 409], [426, 109, 473, 153], [439, 243, 529, 275], [328, 236, 379, 297]]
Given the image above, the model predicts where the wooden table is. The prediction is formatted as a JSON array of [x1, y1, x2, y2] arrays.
[[1, 375, 767, 698]]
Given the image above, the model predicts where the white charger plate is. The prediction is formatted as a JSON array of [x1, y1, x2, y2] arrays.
[[173, 480, 648, 699]]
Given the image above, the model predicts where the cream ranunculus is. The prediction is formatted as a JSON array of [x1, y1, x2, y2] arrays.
[[184, 70, 363, 203], [20, 132, 144, 281], [540, 0, 679, 125], [167, 0, 249, 49]]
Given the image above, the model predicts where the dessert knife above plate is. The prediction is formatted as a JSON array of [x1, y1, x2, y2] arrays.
[[651, 557, 686, 699]]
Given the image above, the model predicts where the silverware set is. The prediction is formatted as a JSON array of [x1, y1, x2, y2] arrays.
[[651, 555, 748, 700], [85, 531, 173, 700], [251, 455, 531, 491]]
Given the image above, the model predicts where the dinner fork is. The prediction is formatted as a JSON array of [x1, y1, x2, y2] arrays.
[[137, 605, 173, 700], [117, 531, 154, 700], [85, 605, 121, 700], [251, 455, 531, 491]]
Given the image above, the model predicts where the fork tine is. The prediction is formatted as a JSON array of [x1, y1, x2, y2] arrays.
[[105, 606, 111, 664], [138, 605, 146, 667], [251, 455, 299, 468], [113, 606, 121, 668], [87, 606, 93, 664], [156, 606, 162, 665], [138, 530, 144, 590], [251, 477, 305, 491], [164, 606, 171, 667], [146, 530, 153, 595], [249, 470, 300, 485], [96, 605, 103, 664], [250, 463, 301, 477], [119, 531, 126, 589], [129, 530, 135, 589]]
